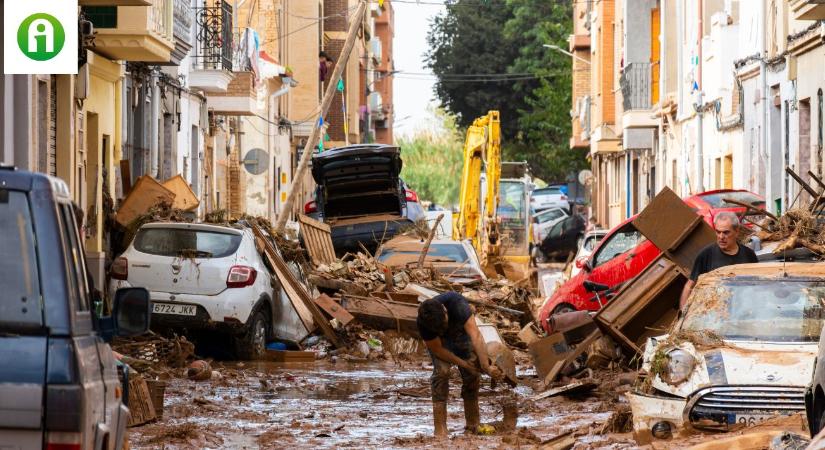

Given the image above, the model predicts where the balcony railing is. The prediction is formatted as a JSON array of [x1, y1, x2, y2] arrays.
[[193, 0, 233, 71], [620, 62, 651, 111]]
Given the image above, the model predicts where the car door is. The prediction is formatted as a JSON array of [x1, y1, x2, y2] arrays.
[[583, 222, 650, 290]]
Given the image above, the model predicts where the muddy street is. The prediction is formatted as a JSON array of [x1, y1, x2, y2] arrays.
[[128, 359, 632, 449]]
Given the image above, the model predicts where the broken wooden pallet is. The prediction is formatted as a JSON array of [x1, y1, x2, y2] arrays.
[[298, 214, 337, 266]]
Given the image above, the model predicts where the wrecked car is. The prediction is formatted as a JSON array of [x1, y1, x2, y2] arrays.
[[375, 235, 487, 284], [629, 262, 824, 441], [109, 222, 285, 359], [306, 144, 425, 254]]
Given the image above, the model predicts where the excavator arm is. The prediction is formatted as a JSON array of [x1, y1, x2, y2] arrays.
[[453, 111, 501, 269]]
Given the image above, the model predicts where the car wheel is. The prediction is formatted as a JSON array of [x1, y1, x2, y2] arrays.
[[553, 304, 576, 315], [235, 311, 268, 360]]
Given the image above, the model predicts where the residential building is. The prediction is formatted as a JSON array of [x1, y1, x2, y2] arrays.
[[370, 0, 395, 144]]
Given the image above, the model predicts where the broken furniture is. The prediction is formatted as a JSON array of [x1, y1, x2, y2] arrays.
[[593, 187, 714, 354]]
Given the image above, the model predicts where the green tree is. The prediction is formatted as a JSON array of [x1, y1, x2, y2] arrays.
[[425, 0, 587, 182], [398, 110, 464, 208]]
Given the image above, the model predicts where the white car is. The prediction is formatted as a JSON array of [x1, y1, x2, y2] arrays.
[[530, 186, 569, 212], [629, 262, 824, 440], [375, 236, 487, 284], [532, 207, 569, 243], [109, 222, 278, 359], [569, 229, 608, 278]]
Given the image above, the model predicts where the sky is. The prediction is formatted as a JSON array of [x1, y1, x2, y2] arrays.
[[390, 1, 447, 138]]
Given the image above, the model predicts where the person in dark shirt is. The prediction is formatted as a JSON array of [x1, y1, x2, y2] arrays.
[[417, 292, 503, 437], [679, 211, 758, 310]]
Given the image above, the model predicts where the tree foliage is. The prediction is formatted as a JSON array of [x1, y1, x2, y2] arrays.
[[426, 0, 588, 183], [398, 110, 464, 207]]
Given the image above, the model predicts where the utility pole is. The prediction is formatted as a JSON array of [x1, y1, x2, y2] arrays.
[[275, 1, 367, 232]]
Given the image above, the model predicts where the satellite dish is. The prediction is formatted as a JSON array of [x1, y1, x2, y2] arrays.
[[578, 169, 593, 186], [243, 148, 269, 175]]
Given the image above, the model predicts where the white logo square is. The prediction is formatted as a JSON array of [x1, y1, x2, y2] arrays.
[[4, 0, 79, 74]]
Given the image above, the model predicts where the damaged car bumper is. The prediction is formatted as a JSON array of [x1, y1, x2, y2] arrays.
[[630, 384, 806, 439]]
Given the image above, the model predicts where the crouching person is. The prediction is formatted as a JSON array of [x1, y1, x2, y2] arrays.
[[417, 292, 503, 437]]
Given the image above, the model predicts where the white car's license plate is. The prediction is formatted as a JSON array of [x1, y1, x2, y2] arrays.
[[731, 414, 771, 427], [152, 302, 196, 316]]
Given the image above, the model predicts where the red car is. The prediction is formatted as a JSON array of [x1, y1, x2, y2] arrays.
[[538, 189, 764, 333], [683, 189, 766, 228]]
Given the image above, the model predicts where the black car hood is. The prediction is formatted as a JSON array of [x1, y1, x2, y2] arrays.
[[311, 145, 404, 219]]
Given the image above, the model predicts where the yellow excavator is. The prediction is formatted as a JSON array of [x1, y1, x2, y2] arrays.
[[452, 111, 531, 280]]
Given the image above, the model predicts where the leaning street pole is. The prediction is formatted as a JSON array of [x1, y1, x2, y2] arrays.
[[275, 1, 367, 233]]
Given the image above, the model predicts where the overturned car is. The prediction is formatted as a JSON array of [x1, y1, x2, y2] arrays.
[[629, 262, 825, 441]]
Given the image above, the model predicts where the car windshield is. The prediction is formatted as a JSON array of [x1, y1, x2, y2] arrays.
[[534, 187, 562, 196], [699, 191, 765, 209], [0, 190, 42, 330], [134, 228, 242, 258], [535, 208, 566, 224], [378, 243, 469, 264], [682, 279, 825, 342]]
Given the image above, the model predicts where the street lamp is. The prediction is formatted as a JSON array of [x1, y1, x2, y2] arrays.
[[543, 44, 591, 66]]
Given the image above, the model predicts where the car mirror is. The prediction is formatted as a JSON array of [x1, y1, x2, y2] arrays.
[[113, 288, 151, 337], [574, 257, 586, 269]]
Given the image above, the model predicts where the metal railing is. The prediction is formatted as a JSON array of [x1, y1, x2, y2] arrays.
[[620, 62, 651, 110], [193, 0, 233, 71]]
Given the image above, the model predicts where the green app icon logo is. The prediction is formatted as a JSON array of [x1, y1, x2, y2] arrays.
[[17, 13, 65, 61]]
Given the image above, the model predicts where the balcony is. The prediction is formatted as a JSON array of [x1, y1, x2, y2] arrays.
[[206, 71, 256, 115], [159, 0, 193, 66], [84, 0, 175, 62], [791, 0, 825, 20], [368, 92, 384, 119], [189, 1, 235, 92], [620, 62, 657, 129]]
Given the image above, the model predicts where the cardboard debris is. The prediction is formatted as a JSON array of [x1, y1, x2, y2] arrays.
[[162, 175, 200, 211], [116, 175, 176, 227], [298, 214, 337, 266]]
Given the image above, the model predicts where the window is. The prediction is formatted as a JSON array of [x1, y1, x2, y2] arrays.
[[683, 280, 825, 342], [698, 191, 765, 209], [60, 204, 90, 312], [378, 243, 469, 264], [83, 7, 117, 29], [0, 190, 42, 330], [534, 208, 566, 224], [134, 228, 242, 258], [592, 224, 642, 267]]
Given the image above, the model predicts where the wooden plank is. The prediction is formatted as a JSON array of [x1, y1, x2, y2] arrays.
[[340, 295, 419, 337], [313, 294, 355, 326], [632, 187, 715, 273], [298, 214, 337, 266], [162, 174, 200, 211], [251, 224, 345, 347], [127, 374, 157, 427], [265, 349, 316, 362], [115, 175, 176, 227], [531, 380, 598, 401]]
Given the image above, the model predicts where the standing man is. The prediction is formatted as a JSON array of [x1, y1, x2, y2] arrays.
[[679, 211, 758, 310], [417, 292, 503, 437]]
